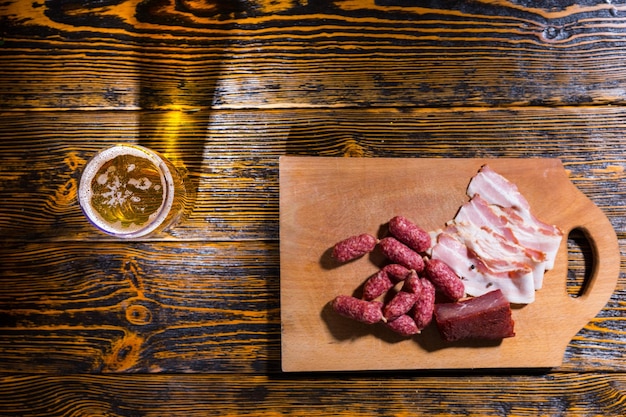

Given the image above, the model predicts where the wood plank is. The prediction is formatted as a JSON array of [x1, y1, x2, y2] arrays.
[[0, 107, 623, 241], [0, 240, 623, 374], [0, 241, 280, 373], [4, 0, 626, 109], [0, 373, 624, 416]]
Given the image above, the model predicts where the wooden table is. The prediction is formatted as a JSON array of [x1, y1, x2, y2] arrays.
[[1, 0, 624, 415]]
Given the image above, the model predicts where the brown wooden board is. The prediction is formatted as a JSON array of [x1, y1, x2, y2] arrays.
[[279, 157, 620, 372]]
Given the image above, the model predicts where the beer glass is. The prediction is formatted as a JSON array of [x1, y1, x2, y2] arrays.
[[78, 144, 187, 238]]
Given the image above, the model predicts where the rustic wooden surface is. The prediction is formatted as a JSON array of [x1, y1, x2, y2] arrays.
[[0, 0, 624, 415]]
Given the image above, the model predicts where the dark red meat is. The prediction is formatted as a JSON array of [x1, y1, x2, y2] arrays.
[[331, 296, 383, 325], [332, 233, 377, 263], [424, 258, 465, 301], [412, 277, 436, 330], [378, 237, 424, 272], [362, 270, 393, 301], [434, 290, 515, 342], [383, 291, 418, 321], [385, 314, 420, 336], [388, 215, 431, 253], [382, 264, 411, 282]]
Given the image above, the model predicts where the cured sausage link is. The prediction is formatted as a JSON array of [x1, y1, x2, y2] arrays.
[[383, 291, 419, 321], [382, 264, 412, 282], [402, 270, 422, 295], [332, 233, 377, 263], [388, 215, 431, 253], [331, 295, 383, 324], [413, 278, 436, 331], [385, 314, 420, 336], [362, 270, 394, 301], [378, 237, 424, 272], [425, 258, 465, 301]]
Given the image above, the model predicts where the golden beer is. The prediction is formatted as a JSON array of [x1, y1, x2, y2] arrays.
[[79, 144, 186, 237]]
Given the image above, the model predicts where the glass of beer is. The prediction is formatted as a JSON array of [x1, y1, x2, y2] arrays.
[[78, 144, 187, 238]]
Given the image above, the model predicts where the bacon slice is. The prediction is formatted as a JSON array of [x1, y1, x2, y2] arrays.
[[490, 204, 561, 272], [430, 165, 563, 304], [466, 164, 530, 211], [466, 165, 563, 281], [466, 165, 562, 239], [431, 231, 536, 304], [454, 194, 550, 289]]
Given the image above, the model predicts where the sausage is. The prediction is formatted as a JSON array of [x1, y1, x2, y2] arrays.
[[331, 295, 383, 324], [388, 215, 431, 253], [401, 270, 422, 295], [412, 277, 436, 330], [331, 233, 377, 263], [424, 258, 465, 301], [382, 263, 411, 282], [385, 314, 420, 336], [362, 270, 393, 301], [383, 290, 418, 321], [378, 237, 424, 272]]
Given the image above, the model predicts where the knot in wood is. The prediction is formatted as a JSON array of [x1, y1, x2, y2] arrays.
[[125, 303, 153, 325], [541, 25, 569, 42]]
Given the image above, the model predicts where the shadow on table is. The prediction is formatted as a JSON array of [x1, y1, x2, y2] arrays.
[[133, 1, 244, 224]]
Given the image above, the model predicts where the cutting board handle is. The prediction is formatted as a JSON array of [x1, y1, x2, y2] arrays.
[[562, 190, 619, 322]]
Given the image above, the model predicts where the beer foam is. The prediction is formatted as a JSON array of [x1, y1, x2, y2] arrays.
[[79, 144, 176, 237]]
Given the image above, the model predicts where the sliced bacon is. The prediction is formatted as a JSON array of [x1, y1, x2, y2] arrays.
[[490, 205, 561, 272], [466, 165, 562, 238], [430, 165, 563, 304], [454, 195, 550, 289], [431, 231, 536, 304], [466, 164, 531, 211], [454, 223, 536, 272]]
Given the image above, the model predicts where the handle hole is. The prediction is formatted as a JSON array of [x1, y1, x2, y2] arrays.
[[567, 227, 595, 298]]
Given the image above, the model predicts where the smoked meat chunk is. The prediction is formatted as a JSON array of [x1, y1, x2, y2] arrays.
[[434, 290, 515, 342]]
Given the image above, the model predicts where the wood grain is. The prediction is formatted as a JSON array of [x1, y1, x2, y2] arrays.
[[0, 373, 623, 416], [1, 0, 625, 414], [4, 0, 626, 110], [0, 240, 623, 374], [0, 241, 280, 373], [0, 107, 623, 241]]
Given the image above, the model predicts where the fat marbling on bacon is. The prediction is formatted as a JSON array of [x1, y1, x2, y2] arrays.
[[430, 165, 563, 304]]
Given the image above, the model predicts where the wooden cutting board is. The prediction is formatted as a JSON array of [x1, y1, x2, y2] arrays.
[[279, 157, 620, 372]]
